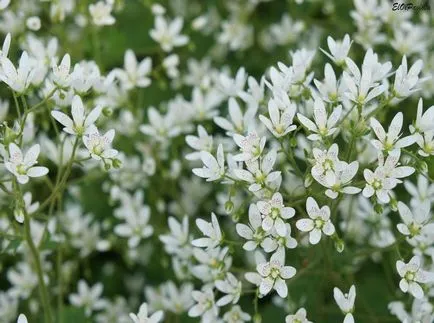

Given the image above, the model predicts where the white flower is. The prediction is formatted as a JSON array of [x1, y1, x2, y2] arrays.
[[149, 16, 189, 52], [321, 34, 352, 66], [7, 262, 38, 298], [69, 280, 107, 317], [297, 99, 342, 141], [415, 131, 434, 157], [218, 67, 247, 98], [388, 299, 434, 323], [259, 97, 296, 137], [129, 302, 163, 323], [239, 76, 265, 110], [218, 18, 253, 51], [290, 48, 315, 84], [311, 144, 361, 199], [89, 1, 115, 26], [26, 16, 41, 31], [159, 216, 191, 258], [51, 95, 102, 136], [223, 306, 251, 323], [112, 49, 152, 90], [0, 0, 10, 10], [192, 212, 222, 249], [410, 99, 434, 157], [139, 107, 181, 142], [83, 129, 118, 161], [311, 144, 342, 178], [314, 63, 346, 103], [285, 308, 312, 323], [187, 87, 223, 121], [185, 125, 213, 161], [188, 288, 218, 321], [215, 273, 242, 306], [261, 223, 297, 253], [313, 160, 360, 199], [52, 54, 71, 88], [370, 112, 415, 152], [397, 201, 433, 238], [17, 314, 27, 323], [159, 282, 194, 314], [236, 203, 268, 251], [233, 132, 266, 162], [343, 58, 386, 106], [377, 149, 415, 181], [404, 174, 434, 208], [396, 256, 434, 299], [0, 51, 35, 93], [257, 192, 295, 237], [192, 247, 231, 282], [192, 144, 225, 182], [362, 168, 397, 204], [151, 4, 165, 15], [233, 149, 281, 193], [256, 251, 296, 298], [296, 197, 335, 244], [393, 56, 424, 99], [5, 143, 49, 184], [162, 54, 179, 79], [114, 205, 153, 248], [334, 285, 356, 323], [410, 98, 434, 134], [0, 33, 10, 59], [214, 97, 255, 135]]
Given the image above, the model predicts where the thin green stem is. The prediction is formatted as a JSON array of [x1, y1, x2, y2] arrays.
[[19, 185, 53, 323]]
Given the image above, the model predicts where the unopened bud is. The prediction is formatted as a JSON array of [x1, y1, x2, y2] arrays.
[[304, 174, 313, 188], [334, 238, 345, 253], [374, 203, 383, 215], [112, 158, 122, 169], [253, 313, 262, 323], [225, 200, 234, 215], [102, 107, 112, 117], [390, 198, 398, 212]]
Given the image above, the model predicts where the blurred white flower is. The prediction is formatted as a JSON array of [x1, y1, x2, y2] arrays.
[[69, 280, 107, 317], [129, 302, 163, 323], [89, 1, 115, 26], [150, 16, 189, 52]]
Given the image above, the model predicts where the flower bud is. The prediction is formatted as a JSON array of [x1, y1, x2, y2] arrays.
[[102, 107, 113, 117], [3, 124, 18, 146], [231, 212, 240, 223], [253, 313, 262, 323], [418, 161, 428, 173], [390, 198, 398, 212], [14, 208, 24, 223], [225, 200, 234, 215], [334, 238, 345, 253], [112, 158, 122, 169], [374, 203, 383, 215], [304, 174, 313, 188]]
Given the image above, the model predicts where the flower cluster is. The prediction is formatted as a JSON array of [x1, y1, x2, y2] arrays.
[[0, 0, 433, 323]]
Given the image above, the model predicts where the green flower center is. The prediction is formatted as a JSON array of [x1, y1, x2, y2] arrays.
[[314, 218, 324, 229], [16, 164, 27, 175]]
